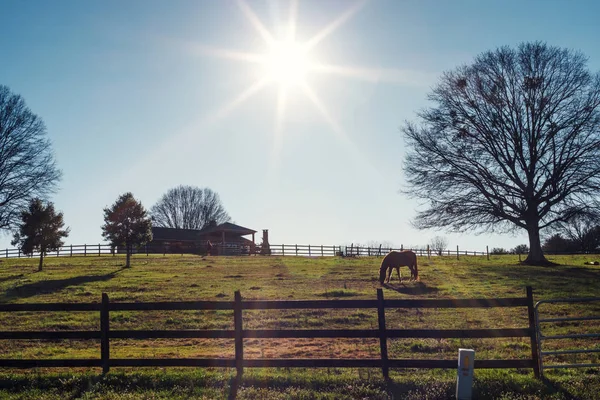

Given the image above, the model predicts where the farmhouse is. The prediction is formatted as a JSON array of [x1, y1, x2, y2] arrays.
[[149, 222, 259, 255]]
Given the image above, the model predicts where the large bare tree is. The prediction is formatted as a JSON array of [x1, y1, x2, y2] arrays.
[[0, 85, 62, 231], [150, 185, 231, 230], [403, 42, 600, 265]]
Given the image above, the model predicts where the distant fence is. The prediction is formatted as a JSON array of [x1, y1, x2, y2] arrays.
[[0, 287, 540, 378], [0, 243, 493, 259]]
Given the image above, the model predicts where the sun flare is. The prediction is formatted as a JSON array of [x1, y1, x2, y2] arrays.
[[190, 0, 391, 174], [264, 40, 311, 86]]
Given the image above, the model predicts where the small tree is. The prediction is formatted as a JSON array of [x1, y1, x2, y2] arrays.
[[512, 244, 529, 255], [11, 198, 69, 271], [429, 236, 448, 255], [542, 234, 576, 254], [102, 192, 152, 268], [490, 247, 509, 255], [554, 215, 600, 253]]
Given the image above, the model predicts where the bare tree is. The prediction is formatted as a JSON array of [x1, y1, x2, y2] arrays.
[[0, 85, 61, 231], [554, 214, 600, 253], [151, 185, 231, 230], [403, 42, 600, 265], [429, 236, 448, 255], [11, 198, 69, 271]]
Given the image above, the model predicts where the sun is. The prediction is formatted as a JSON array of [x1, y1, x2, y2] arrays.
[[188, 0, 396, 174], [264, 40, 311, 86]]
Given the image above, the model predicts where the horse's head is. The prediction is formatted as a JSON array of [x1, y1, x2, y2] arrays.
[[378, 264, 387, 284]]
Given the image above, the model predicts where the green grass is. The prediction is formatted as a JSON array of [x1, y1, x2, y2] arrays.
[[0, 253, 599, 399]]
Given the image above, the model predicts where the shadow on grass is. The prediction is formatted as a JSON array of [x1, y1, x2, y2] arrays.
[[0, 371, 590, 400], [228, 374, 241, 400], [482, 263, 600, 295], [383, 282, 439, 296], [0, 268, 126, 302], [541, 377, 579, 400], [0, 274, 24, 284]]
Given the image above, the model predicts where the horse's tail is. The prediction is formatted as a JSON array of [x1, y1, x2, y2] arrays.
[[413, 253, 419, 281]]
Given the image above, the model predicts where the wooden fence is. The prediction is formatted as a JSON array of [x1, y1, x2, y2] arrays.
[[0, 287, 540, 378], [0, 243, 492, 259]]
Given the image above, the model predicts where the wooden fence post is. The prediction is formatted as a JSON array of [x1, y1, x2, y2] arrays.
[[486, 245, 489, 261], [456, 245, 459, 260], [427, 245, 430, 260], [234, 290, 244, 377], [84, 244, 87, 257], [282, 244, 285, 256], [101, 293, 110, 374], [18, 248, 20, 258], [321, 245, 324, 257], [295, 244, 298, 256], [98, 244, 101, 256], [5, 249, 7, 258], [400, 244, 403, 251], [526, 286, 541, 379], [309, 245, 311, 257], [57, 247, 59, 257], [376, 289, 389, 379], [70, 244, 73, 257], [378, 244, 382, 256]]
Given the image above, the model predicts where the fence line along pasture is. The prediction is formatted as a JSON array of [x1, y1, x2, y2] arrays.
[[0, 287, 540, 378], [0, 243, 493, 259]]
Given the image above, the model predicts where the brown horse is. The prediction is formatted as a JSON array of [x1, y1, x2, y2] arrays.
[[379, 250, 419, 284]]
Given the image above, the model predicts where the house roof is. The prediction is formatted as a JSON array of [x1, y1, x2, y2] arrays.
[[151, 227, 201, 242], [199, 222, 257, 236], [152, 223, 257, 242]]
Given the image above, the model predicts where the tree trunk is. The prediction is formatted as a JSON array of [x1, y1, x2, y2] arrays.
[[126, 244, 131, 268], [38, 252, 44, 272], [523, 224, 549, 265]]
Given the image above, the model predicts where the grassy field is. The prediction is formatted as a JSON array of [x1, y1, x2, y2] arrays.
[[0, 253, 599, 399]]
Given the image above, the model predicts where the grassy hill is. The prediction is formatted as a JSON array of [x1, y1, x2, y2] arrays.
[[0, 253, 599, 399]]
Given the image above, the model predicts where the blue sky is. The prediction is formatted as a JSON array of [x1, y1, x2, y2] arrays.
[[1, 0, 599, 251]]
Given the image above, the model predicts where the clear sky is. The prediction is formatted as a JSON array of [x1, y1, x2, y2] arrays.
[[1, 0, 599, 252]]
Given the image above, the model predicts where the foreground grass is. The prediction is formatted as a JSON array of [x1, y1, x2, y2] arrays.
[[0, 253, 599, 398], [0, 368, 599, 399]]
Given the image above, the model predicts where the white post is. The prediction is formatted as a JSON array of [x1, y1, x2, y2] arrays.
[[456, 348, 475, 400]]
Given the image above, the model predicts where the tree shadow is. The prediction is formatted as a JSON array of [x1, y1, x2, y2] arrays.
[[382, 281, 439, 296], [0, 268, 125, 302], [482, 263, 600, 295], [0, 274, 24, 284]]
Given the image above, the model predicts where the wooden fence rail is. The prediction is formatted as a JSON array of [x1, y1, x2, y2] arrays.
[[0, 287, 540, 378], [0, 243, 494, 259]]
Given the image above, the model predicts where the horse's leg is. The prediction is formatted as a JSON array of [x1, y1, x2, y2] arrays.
[[396, 267, 402, 283], [386, 267, 392, 283]]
